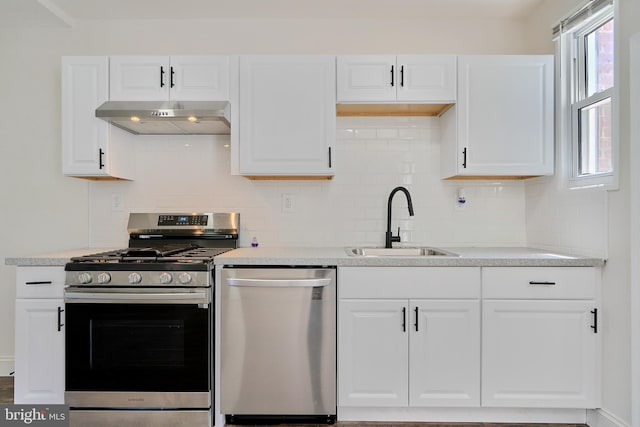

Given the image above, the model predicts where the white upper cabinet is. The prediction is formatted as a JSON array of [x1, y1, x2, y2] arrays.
[[337, 55, 457, 103], [237, 55, 335, 177], [109, 56, 229, 101], [61, 56, 134, 180], [441, 55, 554, 178]]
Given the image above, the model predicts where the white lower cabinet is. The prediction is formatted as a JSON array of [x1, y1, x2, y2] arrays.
[[14, 300, 65, 404], [481, 267, 600, 408], [409, 299, 480, 406], [338, 267, 481, 408], [339, 299, 408, 407], [338, 265, 601, 416], [14, 266, 66, 404]]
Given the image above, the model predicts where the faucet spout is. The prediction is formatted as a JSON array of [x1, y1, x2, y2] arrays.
[[385, 186, 415, 249]]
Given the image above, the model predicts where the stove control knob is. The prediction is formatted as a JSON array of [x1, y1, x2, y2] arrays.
[[159, 272, 173, 284], [178, 272, 193, 284], [77, 272, 92, 284], [128, 272, 142, 285], [97, 272, 111, 284]]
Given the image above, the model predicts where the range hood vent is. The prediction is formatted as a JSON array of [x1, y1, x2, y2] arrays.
[[95, 101, 231, 135]]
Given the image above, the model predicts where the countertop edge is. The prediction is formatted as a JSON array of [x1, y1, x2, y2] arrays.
[[5, 257, 71, 266], [213, 256, 605, 267], [5, 247, 606, 268], [4, 248, 120, 267]]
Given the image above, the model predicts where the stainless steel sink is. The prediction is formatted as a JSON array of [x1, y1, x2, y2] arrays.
[[345, 247, 458, 257]]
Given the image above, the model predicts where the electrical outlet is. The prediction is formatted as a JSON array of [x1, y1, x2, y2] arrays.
[[282, 193, 295, 213], [112, 193, 124, 212]]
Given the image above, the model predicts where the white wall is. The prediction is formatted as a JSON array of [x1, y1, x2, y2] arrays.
[[630, 29, 640, 427], [598, 0, 640, 424]]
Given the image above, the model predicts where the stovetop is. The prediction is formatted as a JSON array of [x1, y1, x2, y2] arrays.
[[64, 212, 238, 286], [65, 245, 235, 287], [69, 245, 232, 264]]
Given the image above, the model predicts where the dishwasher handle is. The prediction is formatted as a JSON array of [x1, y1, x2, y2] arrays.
[[226, 277, 332, 288]]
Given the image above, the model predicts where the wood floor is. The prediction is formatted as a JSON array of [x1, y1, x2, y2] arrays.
[[227, 424, 587, 427], [0, 376, 13, 404], [0, 377, 587, 427], [227, 423, 588, 427]]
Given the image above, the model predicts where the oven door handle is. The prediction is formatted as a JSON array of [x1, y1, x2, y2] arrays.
[[64, 289, 210, 305]]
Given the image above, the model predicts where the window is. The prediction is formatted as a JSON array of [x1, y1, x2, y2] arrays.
[[555, 0, 615, 188]]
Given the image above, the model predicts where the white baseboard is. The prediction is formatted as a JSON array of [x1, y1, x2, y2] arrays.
[[587, 408, 630, 427], [338, 407, 587, 423], [0, 356, 15, 376]]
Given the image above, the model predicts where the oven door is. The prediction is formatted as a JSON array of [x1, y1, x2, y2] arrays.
[[64, 287, 211, 409]]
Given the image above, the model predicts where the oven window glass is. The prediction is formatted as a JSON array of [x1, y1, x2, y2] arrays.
[[66, 303, 209, 392], [91, 319, 185, 369]]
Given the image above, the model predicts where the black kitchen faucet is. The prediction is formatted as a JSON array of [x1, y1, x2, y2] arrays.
[[385, 186, 415, 248]]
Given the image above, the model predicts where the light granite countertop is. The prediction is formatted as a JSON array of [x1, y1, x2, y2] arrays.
[[5, 246, 605, 268], [5, 248, 119, 266], [213, 246, 605, 267]]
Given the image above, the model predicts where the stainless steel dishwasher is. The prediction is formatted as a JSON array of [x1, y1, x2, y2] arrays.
[[220, 266, 336, 424]]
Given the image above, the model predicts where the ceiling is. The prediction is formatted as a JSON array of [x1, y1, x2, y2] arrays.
[[0, 0, 544, 28]]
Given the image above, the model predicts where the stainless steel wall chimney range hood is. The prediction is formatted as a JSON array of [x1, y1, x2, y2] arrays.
[[95, 101, 231, 135]]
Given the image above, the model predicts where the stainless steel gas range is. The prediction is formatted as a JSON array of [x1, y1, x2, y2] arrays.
[[63, 212, 238, 427]]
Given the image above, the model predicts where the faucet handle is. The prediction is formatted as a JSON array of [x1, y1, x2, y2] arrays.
[[392, 227, 401, 244]]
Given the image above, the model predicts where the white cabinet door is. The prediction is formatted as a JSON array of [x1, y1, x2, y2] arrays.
[[409, 299, 480, 407], [109, 56, 170, 101], [396, 55, 456, 102], [336, 55, 396, 102], [61, 56, 133, 179], [441, 55, 554, 178], [14, 299, 65, 404], [482, 299, 599, 408], [238, 55, 335, 176], [110, 56, 230, 101], [169, 56, 229, 101], [337, 55, 456, 103], [338, 299, 408, 407]]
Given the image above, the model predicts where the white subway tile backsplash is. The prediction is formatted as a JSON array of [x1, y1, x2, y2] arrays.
[[89, 116, 529, 248]]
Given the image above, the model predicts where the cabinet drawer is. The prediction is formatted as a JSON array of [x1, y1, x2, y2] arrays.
[[338, 267, 480, 299], [482, 267, 598, 299], [16, 267, 66, 299]]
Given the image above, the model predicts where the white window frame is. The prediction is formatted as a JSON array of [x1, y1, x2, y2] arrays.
[[557, 2, 616, 190]]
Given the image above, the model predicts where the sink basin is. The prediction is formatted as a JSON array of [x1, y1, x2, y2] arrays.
[[345, 247, 458, 257]]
